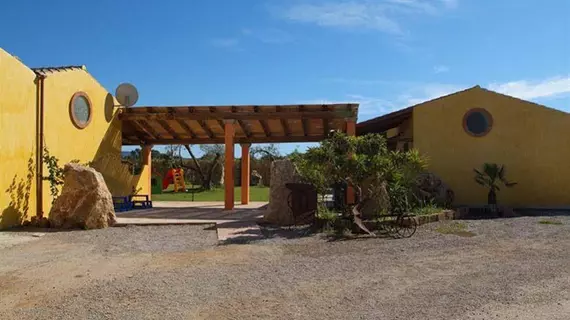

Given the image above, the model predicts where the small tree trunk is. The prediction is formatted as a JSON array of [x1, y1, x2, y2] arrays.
[[488, 189, 497, 205], [488, 189, 498, 215], [201, 153, 221, 190], [347, 181, 375, 236], [184, 145, 206, 187]]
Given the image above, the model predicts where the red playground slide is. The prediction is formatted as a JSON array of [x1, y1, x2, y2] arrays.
[[162, 170, 174, 190], [162, 168, 185, 191]]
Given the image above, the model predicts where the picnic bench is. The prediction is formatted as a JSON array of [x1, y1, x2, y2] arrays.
[[112, 196, 133, 212], [130, 194, 153, 209], [112, 194, 152, 212]]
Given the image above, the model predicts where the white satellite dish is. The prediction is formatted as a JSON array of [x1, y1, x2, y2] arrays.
[[115, 83, 139, 107]]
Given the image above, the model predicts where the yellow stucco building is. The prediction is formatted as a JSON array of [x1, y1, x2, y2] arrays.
[[2, 45, 569, 229], [0, 48, 150, 228], [358, 86, 570, 208]]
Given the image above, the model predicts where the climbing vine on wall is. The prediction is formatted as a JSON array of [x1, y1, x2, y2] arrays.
[[42, 148, 95, 204], [42, 147, 64, 204]]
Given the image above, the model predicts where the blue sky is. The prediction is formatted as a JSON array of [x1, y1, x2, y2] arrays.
[[2, 0, 569, 157]]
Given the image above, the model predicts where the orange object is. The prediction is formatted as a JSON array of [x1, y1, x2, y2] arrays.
[[224, 120, 235, 210], [162, 168, 186, 192], [241, 143, 250, 205]]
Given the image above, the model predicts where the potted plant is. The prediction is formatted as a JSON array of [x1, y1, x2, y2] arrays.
[[474, 163, 517, 215]]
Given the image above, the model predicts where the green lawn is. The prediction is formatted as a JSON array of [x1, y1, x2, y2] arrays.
[[152, 186, 269, 202]]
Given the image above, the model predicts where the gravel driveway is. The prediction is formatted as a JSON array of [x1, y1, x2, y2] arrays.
[[1, 216, 569, 320]]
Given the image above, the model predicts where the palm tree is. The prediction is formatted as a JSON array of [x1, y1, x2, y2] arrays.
[[474, 163, 517, 207]]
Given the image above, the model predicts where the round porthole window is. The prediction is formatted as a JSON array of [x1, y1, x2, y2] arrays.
[[463, 108, 493, 137], [69, 92, 92, 129]]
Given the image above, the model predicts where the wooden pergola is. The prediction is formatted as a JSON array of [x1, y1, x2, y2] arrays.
[[119, 103, 359, 210]]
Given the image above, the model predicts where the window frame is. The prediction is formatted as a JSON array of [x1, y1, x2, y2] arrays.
[[462, 108, 493, 137], [69, 91, 93, 129]]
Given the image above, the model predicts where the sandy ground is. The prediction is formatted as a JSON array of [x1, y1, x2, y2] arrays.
[[1, 216, 569, 320]]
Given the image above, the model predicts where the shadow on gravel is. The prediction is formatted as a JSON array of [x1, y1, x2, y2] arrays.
[[220, 222, 398, 245], [1, 226, 77, 234], [219, 223, 318, 245], [323, 232, 393, 242]]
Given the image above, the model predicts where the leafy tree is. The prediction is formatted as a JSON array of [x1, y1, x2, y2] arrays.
[[199, 144, 224, 158], [251, 144, 281, 161], [292, 132, 427, 234], [181, 144, 224, 190], [474, 163, 517, 206]]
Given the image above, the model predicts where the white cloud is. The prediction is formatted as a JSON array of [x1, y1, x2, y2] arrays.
[[433, 65, 449, 74], [278, 0, 458, 34], [307, 75, 569, 122], [282, 2, 402, 34], [346, 94, 400, 115], [210, 38, 240, 48], [488, 76, 570, 100], [397, 76, 570, 108], [402, 83, 464, 105]]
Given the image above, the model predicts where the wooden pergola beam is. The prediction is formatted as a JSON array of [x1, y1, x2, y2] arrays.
[[253, 106, 271, 137], [157, 120, 181, 139], [196, 120, 214, 138], [231, 106, 251, 138], [322, 105, 330, 136], [118, 111, 352, 121], [140, 120, 162, 140], [275, 106, 290, 136], [123, 136, 140, 145], [131, 120, 159, 141], [123, 122, 148, 144], [209, 107, 226, 131], [175, 119, 197, 139], [299, 105, 309, 137], [122, 135, 328, 145]]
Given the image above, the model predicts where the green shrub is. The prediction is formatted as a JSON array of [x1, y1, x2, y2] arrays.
[[412, 200, 445, 216], [291, 132, 428, 234]]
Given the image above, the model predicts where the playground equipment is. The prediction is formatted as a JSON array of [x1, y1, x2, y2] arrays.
[[162, 168, 186, 192]]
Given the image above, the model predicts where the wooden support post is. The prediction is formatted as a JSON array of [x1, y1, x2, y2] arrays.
[[224, 120, 235, 210], [142, 145, 153, 200], [345, 120, 356, 205], [241, 144, 251, 205]]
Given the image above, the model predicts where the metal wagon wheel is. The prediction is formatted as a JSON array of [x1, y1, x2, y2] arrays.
[[392, 215, 418, 239]]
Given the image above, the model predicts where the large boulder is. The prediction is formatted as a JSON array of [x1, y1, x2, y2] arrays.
[[49, 163, 116, 229], [264, 160, 302, 226], [414, 173, 454, 208]]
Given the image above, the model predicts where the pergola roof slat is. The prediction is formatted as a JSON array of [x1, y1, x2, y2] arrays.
[[120, 103, 358, 145]]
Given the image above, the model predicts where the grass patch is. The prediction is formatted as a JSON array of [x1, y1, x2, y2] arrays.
[[152, 186, 269, 202], [435, 222, 476, 237], [538, 219, 563, 225]]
